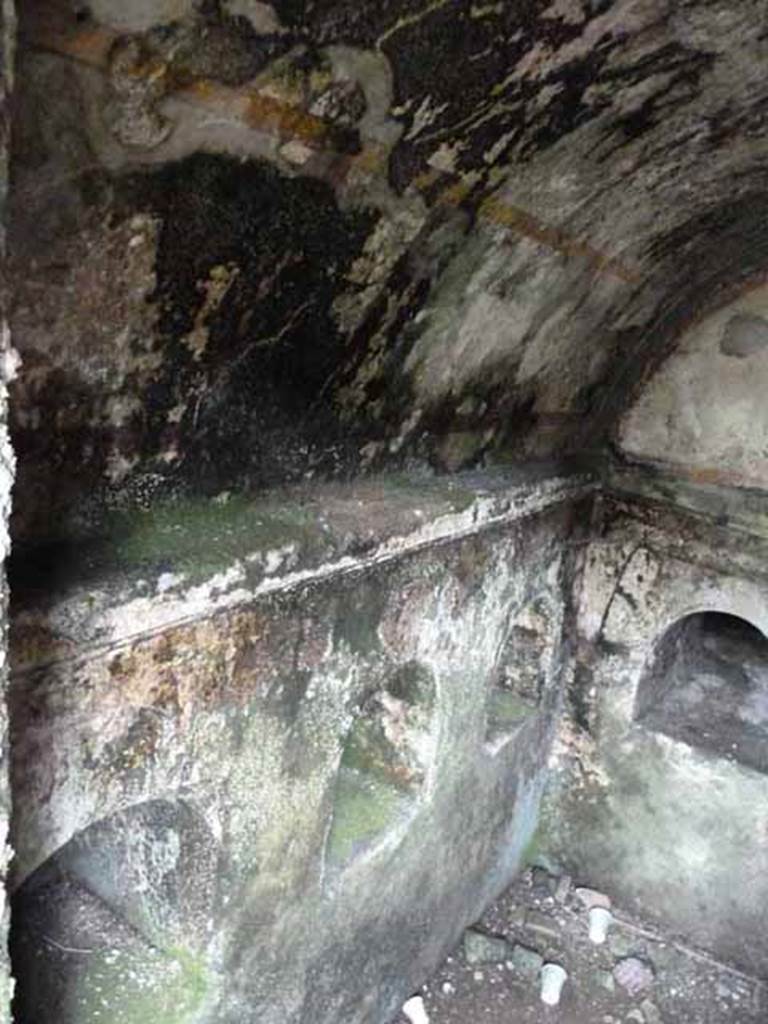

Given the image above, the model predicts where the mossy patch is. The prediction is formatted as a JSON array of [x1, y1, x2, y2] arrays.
[[108, 495, 318, 582], [10, 471, 493, 603], [326, 767, 410, 866], [11, 493, 324, 598], [488, 690, 537, 728], [70, 945, 210, 1024]]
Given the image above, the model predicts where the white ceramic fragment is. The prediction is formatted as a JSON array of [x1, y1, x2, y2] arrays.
[[589, 906, 613, 944], [402, 994, 430, 1024], [540, 962, 568, 1006]]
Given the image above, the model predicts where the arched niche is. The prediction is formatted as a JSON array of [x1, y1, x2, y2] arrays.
[[485, 595, 558, 755], [635, 611, 768, 774], [325, 661, 436, 875], [10, 799, 221, 1024]]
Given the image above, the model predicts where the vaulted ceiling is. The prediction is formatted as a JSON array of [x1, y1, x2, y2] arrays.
[[9, 0, 768, 544]]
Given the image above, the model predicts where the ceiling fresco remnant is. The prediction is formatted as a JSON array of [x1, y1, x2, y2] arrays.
[[9, 0, 768, 546]]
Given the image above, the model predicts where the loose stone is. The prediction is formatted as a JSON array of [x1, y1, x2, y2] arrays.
[[596, 968, 616, 992], [554, 874, 572, 903], [640, 998, 663, 1023], [614, 956, 655, 996], [540, 962, 568, 1006], [463, 929, 511, 964], [575, 886, 612, 910], [524, 909, 561, 943], [510, 943, 544, 978]]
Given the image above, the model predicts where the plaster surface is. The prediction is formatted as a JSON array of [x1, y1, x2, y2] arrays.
[[542, 493, 768, 977], [5, 1, 768, 1018], [10, 0, 768, 544], [0, 1, 16, 1016], [619, 283, 768, 490], [9, 471, 588, 1024]]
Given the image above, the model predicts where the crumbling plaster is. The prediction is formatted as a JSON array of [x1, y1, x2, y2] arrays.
[[4, 1, 768, 1021], [9, 0, 768, 545], [542, 234, 768, 978], [0, 0, 16, 1017], [9, 470, 590, 1024], [542, 491, 768, 976], [618, 283, 768, 489]]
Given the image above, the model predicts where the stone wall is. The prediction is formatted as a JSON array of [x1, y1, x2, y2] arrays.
[[8, 469, 593, 1024], [542, 489, 768, 975], [7, 1, 768, 1017], [0, 0, 15, 1018]]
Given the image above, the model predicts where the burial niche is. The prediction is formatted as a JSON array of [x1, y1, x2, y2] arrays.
[[10, 799, 221, 1024], [325, 661, 436, 873], [635, 612, 768, 774], [485, 596, 557, 755]]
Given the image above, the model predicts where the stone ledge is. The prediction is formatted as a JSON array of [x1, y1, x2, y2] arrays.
[[10, 463, 597, 672], [607, 462, 768, 540]]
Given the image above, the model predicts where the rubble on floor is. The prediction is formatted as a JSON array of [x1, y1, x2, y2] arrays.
[[393, 867, 766, 1024]]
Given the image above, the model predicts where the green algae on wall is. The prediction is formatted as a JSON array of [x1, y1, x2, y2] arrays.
[[325, 767, 410, 867], [109, 495, 318, 582], [488, 690, 536, 726], [70, 945, 211, 1024], [10, 493, 577, 1024]]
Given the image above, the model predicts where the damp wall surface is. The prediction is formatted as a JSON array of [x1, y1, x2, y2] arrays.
[[618, 283, 768, 490], [8, 469, 593, 1024], [0, 0, 15, 1018], [11, 0, 768, 550], [541, 486, 768, 977]]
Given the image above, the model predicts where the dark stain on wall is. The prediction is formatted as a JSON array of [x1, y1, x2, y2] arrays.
[[10, 0, 768, 549], [10, 147, 378, 546], [118, 152, 376, 494]]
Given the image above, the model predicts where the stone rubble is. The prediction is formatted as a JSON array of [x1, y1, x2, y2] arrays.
[[613, 957, 656, 997], [509, 943, 544, 978], [462, 929, 511, 965], [575, 886, 613, 911], [393, 865, 764, 1024], [523, 908, 562, 943]]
